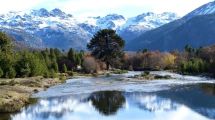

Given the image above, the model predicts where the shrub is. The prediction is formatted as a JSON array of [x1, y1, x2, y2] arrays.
[[63, 64, 67, 73], [83, 56, 98, 73], [179, 58, 207, 74], [59, 74, 67, 81], [5, 67, 16, 79], [49, 69, 58, 78], [67, 71, 74, 76], [43, 71, 50, 78], [162, 53, 176, 69]]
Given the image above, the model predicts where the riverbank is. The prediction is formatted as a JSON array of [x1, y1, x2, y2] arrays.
[[0, 71, 109, 113], [0, 77, 64, 113], [1, 70, 210, 113]]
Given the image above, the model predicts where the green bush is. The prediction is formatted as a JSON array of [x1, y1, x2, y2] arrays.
[[180, 58, 207, 74], [59, 74, 67, 81], [5, 67, 16, 79], [49, 69, 58, 78], [43, 71, 50, 78], [67, 71, 74, 76], [63, 64, 67, 73]]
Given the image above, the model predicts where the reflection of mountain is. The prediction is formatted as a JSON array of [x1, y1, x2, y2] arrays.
[[11, 96, 83, 120], [11, 84, 215, 120], [125, 93, 179, 112], [155, 84, 215, 119], [87, 91, 125, 116]]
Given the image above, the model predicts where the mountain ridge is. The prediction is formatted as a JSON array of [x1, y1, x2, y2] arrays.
[[0, 8, 179, 50], [127, 1, 215, 51]]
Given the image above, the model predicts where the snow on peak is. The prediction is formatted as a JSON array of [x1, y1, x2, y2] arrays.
[[50, 8, 66, 17], [0, 8, 179, 50], [103, 14, 125, 21], [31, 8, 50, 17], [96, 14, 126, 29], [0, 8, 178, 32], [121, 12, 179, 31], [184, 1, 215, 19]]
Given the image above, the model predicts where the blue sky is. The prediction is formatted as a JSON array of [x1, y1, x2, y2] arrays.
[[0, 0, 213, 17]]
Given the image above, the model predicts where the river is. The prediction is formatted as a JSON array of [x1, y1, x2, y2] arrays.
[[4, 71, 215, 120]]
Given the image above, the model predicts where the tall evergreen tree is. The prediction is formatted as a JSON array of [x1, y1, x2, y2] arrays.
[[87, 29, 125, 70], [68, 48, 75, 63], [0, 32, 15, 77]]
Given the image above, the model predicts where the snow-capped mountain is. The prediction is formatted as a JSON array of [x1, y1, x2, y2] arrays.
[[0, 8, 179, 50], [127, 1, 215, 51], [184, 1, 215, 20], [119, 12, 179, 41]]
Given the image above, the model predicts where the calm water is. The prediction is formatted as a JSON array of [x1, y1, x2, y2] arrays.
[[2, 72, 215, 120]]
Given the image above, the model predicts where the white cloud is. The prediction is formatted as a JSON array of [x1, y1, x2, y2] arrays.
[[0, 0, 43, 13], [0, 0, 213, 17]]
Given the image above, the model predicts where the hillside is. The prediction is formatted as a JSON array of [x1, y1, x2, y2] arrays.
[[127, 1, 215, 51]]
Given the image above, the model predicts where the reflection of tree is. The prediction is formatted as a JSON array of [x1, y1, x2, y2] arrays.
[[201, 84, 215, 96], [88, 91, 125, 116]]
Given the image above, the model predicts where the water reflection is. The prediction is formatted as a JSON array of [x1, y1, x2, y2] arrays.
[[154, 84, 215, 119], [125, 93, 179, 112], [9, 84, 215, 120], [201, 84, 215, 96], [88, 91, 125, 116]]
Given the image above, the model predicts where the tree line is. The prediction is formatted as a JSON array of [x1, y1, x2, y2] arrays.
[[85, 30, 215, 77], [0, 32, 84, 78], [0, 29, 215, 79]]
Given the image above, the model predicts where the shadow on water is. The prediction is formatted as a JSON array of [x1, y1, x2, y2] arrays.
[[87, 91, 125, 116]]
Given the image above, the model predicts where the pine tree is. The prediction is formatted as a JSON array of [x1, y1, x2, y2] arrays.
[[87, 29, 125, 70], [53, 61, 59, 72], [68, 48, 75, 63], [0, 32, 15, 77]]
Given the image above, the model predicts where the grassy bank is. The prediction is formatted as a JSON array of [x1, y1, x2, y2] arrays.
[[0, 76, 65, 113], [0, 71, 108, 113]]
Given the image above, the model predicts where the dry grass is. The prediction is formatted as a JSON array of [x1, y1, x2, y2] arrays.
[[0, 77, 62, 113]]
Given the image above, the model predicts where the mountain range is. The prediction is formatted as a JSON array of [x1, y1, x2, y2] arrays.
[[127, 1, 215, 51], [1, 1, 215, 51], [0, 8, 179, 50]]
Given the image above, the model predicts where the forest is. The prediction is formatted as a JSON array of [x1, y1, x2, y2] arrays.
[[0, 30, 215, 79]]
